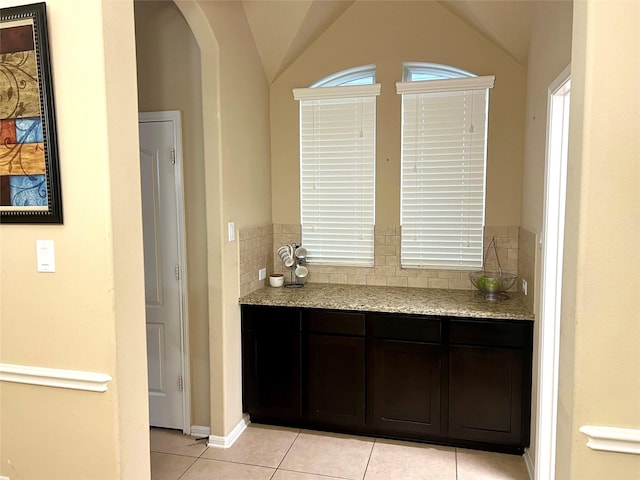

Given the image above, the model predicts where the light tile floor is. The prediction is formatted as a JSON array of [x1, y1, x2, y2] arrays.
[[151, 425, 530, 480]]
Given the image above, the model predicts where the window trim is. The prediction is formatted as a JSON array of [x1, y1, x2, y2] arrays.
[[396, 75, 495, 95], [293, 83, 381, 101]]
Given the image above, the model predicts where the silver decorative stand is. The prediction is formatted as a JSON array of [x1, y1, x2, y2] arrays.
[[283, 243, 306, 288]]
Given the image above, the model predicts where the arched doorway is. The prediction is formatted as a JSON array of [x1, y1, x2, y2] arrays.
[[133, 0, 224, 437]]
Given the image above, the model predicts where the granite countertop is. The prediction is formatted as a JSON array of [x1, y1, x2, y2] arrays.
[[239, 283, 535, 321]]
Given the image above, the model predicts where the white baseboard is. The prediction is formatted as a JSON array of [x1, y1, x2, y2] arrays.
[[0, 363, 112, 392], [207, 415, 250, 449], [190, 425, 211, 438], [523, 447, 535, 479]]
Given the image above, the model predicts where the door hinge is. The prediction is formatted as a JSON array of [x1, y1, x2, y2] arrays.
[[178, 375, 184, 391], [175, 264, 180, 280], [170, 148, 176, 165]]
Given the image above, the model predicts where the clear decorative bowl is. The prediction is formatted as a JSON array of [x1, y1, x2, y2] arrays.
[[469, 271, 517, 301]]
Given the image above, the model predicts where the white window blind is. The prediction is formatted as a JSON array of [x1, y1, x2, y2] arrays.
[[397, 76, 494, 269], [293, 84, 380, 266]]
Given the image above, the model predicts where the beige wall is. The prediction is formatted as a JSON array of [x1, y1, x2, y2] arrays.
[[557, 0, 640, 478], [521, 1, 574, 237], [0, 0, 149, 478], [175, 0, 272, 435], [134, 0, 210, 429], [1, 4, 273, 478], [519, 0, 573, 466], [520, 0, 573, 313], [271, 0, 526, 228]]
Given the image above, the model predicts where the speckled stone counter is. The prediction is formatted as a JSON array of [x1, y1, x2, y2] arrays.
[[239, 283, 534, 321]]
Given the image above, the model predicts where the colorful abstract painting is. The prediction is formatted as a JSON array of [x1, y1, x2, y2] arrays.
[[1, 3, 62, 223]]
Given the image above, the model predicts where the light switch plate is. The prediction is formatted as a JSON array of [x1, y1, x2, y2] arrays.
[[258, 268, 267, 281], [36, 240, 55, 272]]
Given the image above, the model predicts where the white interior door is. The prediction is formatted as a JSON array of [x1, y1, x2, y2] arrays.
[[139, 113, 188, 431]]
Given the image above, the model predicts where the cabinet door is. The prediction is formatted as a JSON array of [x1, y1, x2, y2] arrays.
[[369, 339, 442, 436], [242, 330, 302, 422], [448, 345, 525, 445], [307, 334, 365, 428]]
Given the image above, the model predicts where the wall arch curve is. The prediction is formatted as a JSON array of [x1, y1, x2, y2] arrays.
[[171, 0, 225, 436]]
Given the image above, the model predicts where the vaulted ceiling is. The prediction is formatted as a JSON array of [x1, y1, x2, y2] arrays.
[[241, 0, 536, 84]]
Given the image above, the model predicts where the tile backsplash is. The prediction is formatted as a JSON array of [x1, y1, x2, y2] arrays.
[[239, 224, 274, 297], [239, 223, 531, 298], [269, 224, 520, 291]]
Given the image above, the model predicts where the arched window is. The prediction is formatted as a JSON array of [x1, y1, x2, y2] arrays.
[[403, 62, 475, 82], [311, 65, 376, 87], [293, 67, 379, 266], [397, 62, 495, 269]]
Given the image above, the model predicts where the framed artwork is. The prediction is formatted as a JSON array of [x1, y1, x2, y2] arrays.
[[1, 2, 62, 223]]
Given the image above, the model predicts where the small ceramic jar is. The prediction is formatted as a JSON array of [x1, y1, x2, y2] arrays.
[[269, 273, 284, 287]]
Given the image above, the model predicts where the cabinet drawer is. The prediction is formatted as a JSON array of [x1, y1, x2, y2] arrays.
[[306, 310, 365, 336], [368, 314, 441, 343], [449, 320, 531, 348], [242, 305, 301, 332]]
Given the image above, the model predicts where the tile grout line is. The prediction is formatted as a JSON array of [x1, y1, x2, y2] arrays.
[[149, 430, 207, 480], [270, 428, 302, 478], [276, 468, 352, 480], [455, 447, 459, 480], [175, 455, 198, 480], [196, 435, 209, 459], [272, 430, 372, 480], [150, 449, 203, 459], [361, 437, 377, 480]]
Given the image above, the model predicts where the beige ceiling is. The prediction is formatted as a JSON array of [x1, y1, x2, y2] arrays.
[[241, 0, 536, 84]]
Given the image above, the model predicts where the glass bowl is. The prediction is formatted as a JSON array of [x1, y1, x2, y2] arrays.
[[469, 271, 517, 301]]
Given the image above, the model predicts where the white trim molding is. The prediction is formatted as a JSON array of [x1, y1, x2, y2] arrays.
[[580, 426, 640, 455], [0, 363, 112, 392], [207, 415, 250, 449], [396, 75, 495, 94], [535, 64, 571, 480], [190, 425, 211, 439], [523, 447, 535, 480], [293, 83, 381, 100]]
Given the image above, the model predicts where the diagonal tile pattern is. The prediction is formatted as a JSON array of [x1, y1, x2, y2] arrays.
[[180, 458, 275, 480], [201, 424, 299, 468], [279, 430, 374, 480], [150, 452, 197, 480], [364, 439, 457, 480], [150, 427, 208, 457], [150, 425, 530, 480]]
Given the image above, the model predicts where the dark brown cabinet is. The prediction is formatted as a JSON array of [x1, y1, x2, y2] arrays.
[[368, 314, 442, 437], [241, 305, 302, 423], [448, 320, 532, 447], [306, 311, 366, 429], [240, 304, 533, 454]]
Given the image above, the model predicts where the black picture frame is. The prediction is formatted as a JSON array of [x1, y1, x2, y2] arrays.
[[1, 2, 62, 224]]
